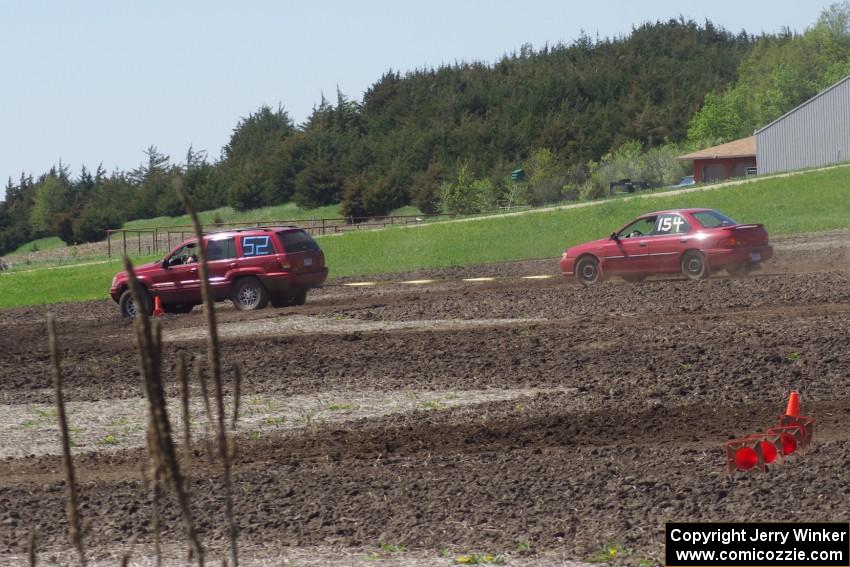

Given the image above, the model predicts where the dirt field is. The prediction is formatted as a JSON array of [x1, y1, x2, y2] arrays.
[[1, 230, 849, 565]]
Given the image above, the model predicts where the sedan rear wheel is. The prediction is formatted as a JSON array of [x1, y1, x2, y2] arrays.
[[681, 250, 710, 280], [575, 256, 602, 286]]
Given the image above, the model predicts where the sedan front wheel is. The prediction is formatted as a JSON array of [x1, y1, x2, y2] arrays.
[[575, 256, 602, 286]]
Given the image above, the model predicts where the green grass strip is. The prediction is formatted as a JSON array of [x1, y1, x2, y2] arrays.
[[1, 166, 848, 309], [319, 167, 850, 277]]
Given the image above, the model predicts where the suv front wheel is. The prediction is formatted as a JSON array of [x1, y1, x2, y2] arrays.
[[231, 277, 269, 310], [119, 288, 152, 319]]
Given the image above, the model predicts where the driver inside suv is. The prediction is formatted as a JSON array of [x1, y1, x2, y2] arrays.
[[168, 242, 198, 266]]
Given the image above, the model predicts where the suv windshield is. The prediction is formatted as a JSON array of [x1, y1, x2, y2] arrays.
[[693, 210, 737, 228], [277, 230, 319, 253]]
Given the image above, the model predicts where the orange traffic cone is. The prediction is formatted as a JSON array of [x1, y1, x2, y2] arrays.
[[785, 391, 800, 418], [153, 295, 164, 317]]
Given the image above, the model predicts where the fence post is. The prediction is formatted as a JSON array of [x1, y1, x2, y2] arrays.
[[123, 231, 127, 256], [107, 233, 111, 258]]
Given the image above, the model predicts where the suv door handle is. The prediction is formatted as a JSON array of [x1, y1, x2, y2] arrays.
[[679, 238, 688, 243], [638, 242, 648, 248], [228, 262, 237, 268]]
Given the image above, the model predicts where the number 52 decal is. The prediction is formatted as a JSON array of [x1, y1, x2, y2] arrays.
[[242, 236, 270, 257]]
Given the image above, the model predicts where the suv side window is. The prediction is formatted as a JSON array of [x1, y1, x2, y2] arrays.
[[207, 237, 236, 261], [241, 235, 274, 257], [652, 214, 690, 235]]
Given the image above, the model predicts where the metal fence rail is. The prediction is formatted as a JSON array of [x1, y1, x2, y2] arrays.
[[105, 213, 458, 257]]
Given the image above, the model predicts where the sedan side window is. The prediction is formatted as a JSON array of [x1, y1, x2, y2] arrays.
[[618, 217, 657, 238]]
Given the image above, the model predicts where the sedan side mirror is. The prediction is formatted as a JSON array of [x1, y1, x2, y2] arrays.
[[162, 258, 170, 269], [610, 232, 619, 241]]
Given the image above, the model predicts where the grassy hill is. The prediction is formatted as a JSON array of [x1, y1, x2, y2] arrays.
[[2, 165, 849, 309], [122, 202, 348, 230]]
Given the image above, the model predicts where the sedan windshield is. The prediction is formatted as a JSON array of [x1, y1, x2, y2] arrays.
[[692, 210, 737, 228]]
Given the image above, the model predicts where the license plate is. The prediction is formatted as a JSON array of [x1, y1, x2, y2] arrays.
[[750, 252, 761, 262], [304, 257, 313, 266]]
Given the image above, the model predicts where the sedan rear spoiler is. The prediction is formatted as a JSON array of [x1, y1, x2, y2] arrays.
[[723, 224, 763, 231]]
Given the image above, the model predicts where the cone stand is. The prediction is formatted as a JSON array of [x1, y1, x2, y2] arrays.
[[724, 391, 814, 474]]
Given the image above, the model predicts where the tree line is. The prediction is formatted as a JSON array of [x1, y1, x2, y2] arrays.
[[3, 5, 850, 255]]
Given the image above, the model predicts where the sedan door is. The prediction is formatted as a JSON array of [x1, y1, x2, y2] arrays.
[[600, 237, 651, 275], [600, 216, 657, 276], [647, 213, 693, 273]]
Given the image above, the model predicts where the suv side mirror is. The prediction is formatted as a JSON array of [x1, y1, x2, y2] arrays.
[[162, 258, 171, 269]]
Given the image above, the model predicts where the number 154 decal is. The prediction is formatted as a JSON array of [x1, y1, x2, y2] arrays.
[[657, 216, 684, 233]]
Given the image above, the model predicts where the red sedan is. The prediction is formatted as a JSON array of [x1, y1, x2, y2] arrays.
[[559, 208, 773, 285]]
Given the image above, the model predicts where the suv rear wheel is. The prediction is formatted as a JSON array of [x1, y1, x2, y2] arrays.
[[119, 288, 152, 319], [231, 277, 269, 310]]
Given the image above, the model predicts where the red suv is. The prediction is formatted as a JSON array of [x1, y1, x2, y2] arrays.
[[110, 227, 328, 317]]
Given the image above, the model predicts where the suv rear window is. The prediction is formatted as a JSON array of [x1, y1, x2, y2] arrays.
[[277, 230, 319, 253]]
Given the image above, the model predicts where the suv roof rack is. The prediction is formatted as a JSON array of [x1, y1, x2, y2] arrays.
[[201, 225, 301, 236]]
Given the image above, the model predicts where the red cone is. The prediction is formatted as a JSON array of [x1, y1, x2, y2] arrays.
[[785, 391, 800, 418], [153, 295, 164, 317]]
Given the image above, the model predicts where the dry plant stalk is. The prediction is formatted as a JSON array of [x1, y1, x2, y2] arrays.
[[178, 354, 192, 484], [124, 258, 205, 567], [48, 314, 87, 567], [153, 468, 162, 567], [119, 535, 138, 567], [231, 363, 242, 432], [177, 182, 239, 567], [27, 527, 36, 567], [195, 357, 215, 462]]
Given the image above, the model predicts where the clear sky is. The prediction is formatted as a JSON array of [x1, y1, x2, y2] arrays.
[[0, 0, 836, 196]]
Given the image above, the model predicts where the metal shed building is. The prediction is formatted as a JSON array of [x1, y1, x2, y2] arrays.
[[756, 74, 850, 175]]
